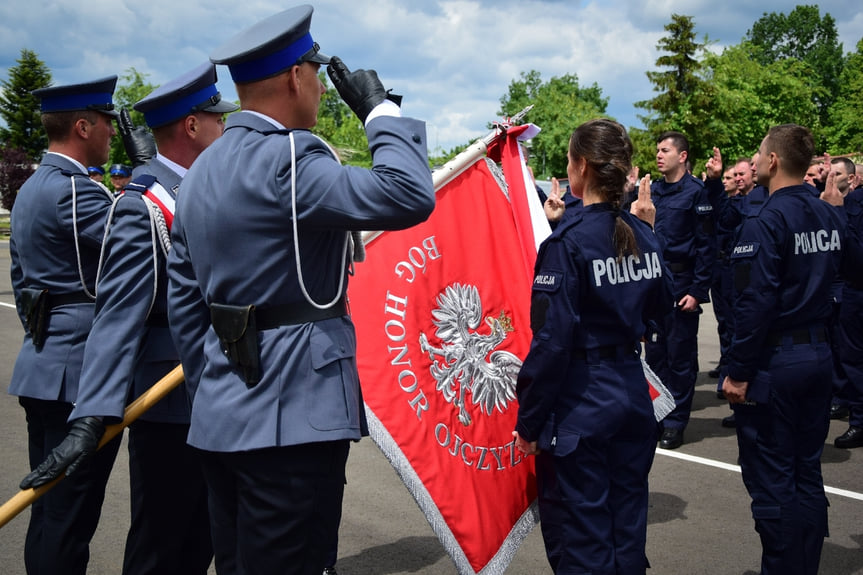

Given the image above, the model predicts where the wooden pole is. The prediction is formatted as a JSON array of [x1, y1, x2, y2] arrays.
[[0, 364, 185, 529]]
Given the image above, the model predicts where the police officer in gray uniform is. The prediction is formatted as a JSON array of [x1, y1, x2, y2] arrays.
[[166, 5, 435, 574], [723, 124, 844, 575], [13, 76, 123, 575], [21, 63, 238, 575]]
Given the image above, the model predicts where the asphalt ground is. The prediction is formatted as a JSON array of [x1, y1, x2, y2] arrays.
[[0, 241, 861, 574]]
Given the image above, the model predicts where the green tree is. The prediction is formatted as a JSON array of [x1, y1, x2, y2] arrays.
[[634, 14, 713, 171], [108, 68, 156, 171], [699, 43, 822, 161], [0, 48, 52, 161], [498, 70, 609, 178], [745, 5, 845, 127], [825, 38, 863, 154]]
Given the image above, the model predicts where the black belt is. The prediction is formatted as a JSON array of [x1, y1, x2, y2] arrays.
[[668, 262, 693, 274], [572, 344, 638, 362], [765, 327, 827, 347], [49, 292, 94, 307], [256, 297, 348, 330]]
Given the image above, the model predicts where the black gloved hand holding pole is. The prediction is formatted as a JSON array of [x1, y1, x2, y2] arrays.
[[19, 417, 106, 489], [327, 56, 402, 124], [118, 109, 156, 168]]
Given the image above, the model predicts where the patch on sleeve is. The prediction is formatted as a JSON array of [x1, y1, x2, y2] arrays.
[[530, 294, 551, 333], [730, 242, 759, 259], [533, 271, 563, 293]]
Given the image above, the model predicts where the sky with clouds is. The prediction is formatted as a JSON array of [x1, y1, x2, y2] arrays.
[[1, 0, 861, 153]]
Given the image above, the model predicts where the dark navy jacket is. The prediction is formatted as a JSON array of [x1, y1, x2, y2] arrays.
[[516, 204, 673, 448], [727, 184, 844, 382], [651, 173, 715, 301]]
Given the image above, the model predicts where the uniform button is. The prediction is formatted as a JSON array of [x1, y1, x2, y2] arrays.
[[412, 134, 422, 144]]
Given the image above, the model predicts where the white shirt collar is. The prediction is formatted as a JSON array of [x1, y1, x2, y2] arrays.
[[245, 110, 286, 130], [46, 152, 87, 174], [155, 153, 187, 178]]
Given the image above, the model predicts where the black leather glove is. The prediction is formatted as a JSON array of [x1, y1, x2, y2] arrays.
[[118, 108, 156, 168], [20, 417, 105, 489], [327, 56, 402, 123]]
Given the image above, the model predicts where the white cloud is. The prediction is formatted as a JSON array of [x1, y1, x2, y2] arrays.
[[2, 0, 861, 151]]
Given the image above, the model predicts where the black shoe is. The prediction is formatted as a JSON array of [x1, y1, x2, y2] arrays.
[[323, 568, 339, 575], [834, 426, 863, 449], [708, 368, 720, 379], [659, 428, 683, 450], [721, 414, 736, 428], [830, 403, 850, 420]]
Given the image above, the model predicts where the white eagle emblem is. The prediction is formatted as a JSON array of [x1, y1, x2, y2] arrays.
[[418, 283, 522, 426]]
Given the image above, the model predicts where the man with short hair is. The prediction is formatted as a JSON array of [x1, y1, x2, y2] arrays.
[[831, 157, 856, 197], [722, 166, 736, 195], [733, 157, 755, 195], [166, 6, 436, 573], [805, 159, 824, 189], [723, 124, 843, 574], [12, 75, 123, 575], [646, 131, 715, 449]]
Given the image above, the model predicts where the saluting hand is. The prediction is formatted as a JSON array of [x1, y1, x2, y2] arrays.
[[705, 147, 723, 179], [820, 169, 844, 207], [327, 56, 401, 124], [118, 109, 156, 168], [630, 172, 655, 227], [543, 177, 566, 222]]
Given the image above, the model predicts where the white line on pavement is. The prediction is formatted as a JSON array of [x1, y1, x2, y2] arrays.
[[657, 448, 863, 502], [0, 301, 15, 310]]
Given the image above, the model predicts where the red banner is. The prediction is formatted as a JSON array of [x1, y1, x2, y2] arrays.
[[349, 149, 539, 573]]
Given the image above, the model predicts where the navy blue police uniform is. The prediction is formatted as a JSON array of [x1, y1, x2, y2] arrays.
[[645, 172, 714, 435], [516, 205, 672, 574], [712, 184, 768, 388], [69, 62, 238, 575], [835, 186, 863, 446], [9, 76, 123, 575], [727, 183, 843, 574], [166, 7, 435, 574]]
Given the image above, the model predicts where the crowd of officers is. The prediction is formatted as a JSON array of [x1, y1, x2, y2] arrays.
[[643, 128, 858, 575], [4, 5, 861, 574]]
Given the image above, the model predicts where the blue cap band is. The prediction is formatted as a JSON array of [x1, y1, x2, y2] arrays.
[[40, 92, 114, 113], [227, 32, 314, 83], [143, 84, 220, 127]]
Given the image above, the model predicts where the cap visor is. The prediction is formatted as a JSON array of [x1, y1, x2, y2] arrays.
[[202, 100, 240, 114], [307, 50, 331, 65]]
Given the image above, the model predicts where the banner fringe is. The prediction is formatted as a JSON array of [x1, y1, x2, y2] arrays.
[[365, 404, 539, 575]]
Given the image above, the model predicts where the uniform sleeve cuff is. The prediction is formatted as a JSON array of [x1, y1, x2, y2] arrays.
[[365, 99, 401, 126]]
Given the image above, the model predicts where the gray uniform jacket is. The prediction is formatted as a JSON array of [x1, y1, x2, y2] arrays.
[[9, 153, 114, 402], [167, 111, 435, 452], [71, 156, 189, 424]]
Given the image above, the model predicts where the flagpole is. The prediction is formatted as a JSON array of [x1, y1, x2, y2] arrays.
[[363, 105, 534, 245], [0, 364, 185, 530]]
